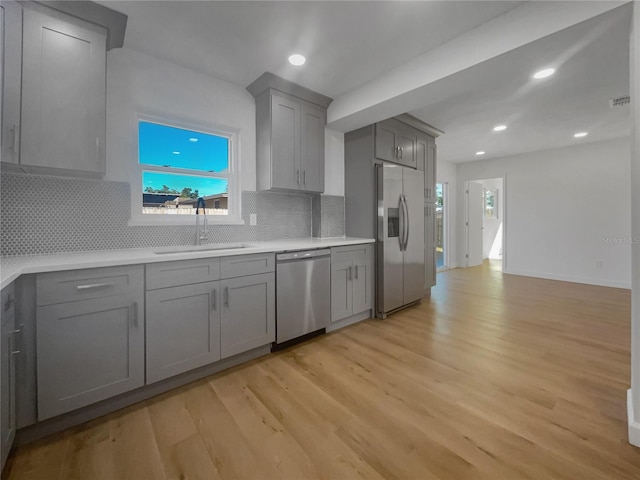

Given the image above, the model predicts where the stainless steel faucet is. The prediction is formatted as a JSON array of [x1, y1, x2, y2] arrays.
[[195, 197, 208, 245]]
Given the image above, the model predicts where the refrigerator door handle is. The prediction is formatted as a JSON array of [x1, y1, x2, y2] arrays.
[[402, 194, 410, 251], [398, 194, 405, 251]]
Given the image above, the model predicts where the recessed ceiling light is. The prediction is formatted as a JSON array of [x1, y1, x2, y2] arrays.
[[533, 68, 555, 79], [476, 151, 486, 156], [172, 151, 181, 155], [188, 137, 198, 142], [493, 125, 507, 132], [288, 54, 306, 66], [574, 132, 588, 138]]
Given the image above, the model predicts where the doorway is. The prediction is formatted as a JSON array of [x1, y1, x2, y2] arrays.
[[465, 177, 505, 270], [435, 183, 448, 270]]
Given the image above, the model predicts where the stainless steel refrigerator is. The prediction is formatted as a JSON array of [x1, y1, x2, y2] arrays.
[[376, 163, 425, 317]]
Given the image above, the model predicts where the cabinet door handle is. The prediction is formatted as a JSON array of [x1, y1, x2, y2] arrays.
[[355, 265, 359, 279], [96, 137, 100, 159], [224, 287, 229, 307], [297, 169, 301, 185], [399, 146, 403, 160], [4, 294, 14, 312], [76, 282, 114, 290], [212, 289, 217, 310], [348, 266, 352, 281], [130, 302, 138, 328], [395, 146, 399, 158], [303, 170, 306, 185], [11, 124, 19, 154]]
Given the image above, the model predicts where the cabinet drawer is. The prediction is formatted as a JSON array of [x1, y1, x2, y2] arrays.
[[221, 253, 275, 279], [331, 244, 373, 264], [37, 266, 143, 306], [146, 258, 221, 290]]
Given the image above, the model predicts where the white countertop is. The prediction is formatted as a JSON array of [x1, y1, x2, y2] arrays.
[[0, 237, 374, 290]]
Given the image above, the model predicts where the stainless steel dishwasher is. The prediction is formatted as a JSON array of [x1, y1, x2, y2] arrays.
[[275, 249, 331, 346]]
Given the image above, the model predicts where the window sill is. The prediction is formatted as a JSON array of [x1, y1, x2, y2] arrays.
[[127, 215, 245, 227]]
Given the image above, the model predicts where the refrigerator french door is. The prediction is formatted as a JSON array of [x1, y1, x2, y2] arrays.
[[376, 163, 425, 317]]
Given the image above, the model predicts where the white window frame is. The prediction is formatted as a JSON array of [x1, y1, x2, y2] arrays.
[[129, 114, 242, 226]]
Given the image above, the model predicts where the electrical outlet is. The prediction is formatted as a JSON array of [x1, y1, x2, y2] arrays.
[[595, 259, 603, 269], [249, 213, 257, 226]]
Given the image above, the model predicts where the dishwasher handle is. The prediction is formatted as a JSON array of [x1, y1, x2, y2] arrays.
[[276, 249, 331, 262]]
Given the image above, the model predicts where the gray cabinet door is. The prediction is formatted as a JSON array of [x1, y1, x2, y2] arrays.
[[395, 127, 417, 169], [425, 141, 437, 203], [375, 120, 397, 162], [1, 285, 16, 470], [36, 295, 144, 420], [352, 250, 373, 315], [425, 204, 436, 290], [300, 102, 325, 193], [220, 273, 275, 359], [146, 282, 221, 384], [1, 1, 22, 165], [330, 260, 353, 322], [271, 94, 301, 191], [20, 5, 106, 174]]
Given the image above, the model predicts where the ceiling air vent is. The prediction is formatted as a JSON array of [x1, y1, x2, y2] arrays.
[[609, 95, 630, 108]]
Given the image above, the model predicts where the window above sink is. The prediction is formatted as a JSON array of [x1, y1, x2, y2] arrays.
[[130, 115, 242, 226]]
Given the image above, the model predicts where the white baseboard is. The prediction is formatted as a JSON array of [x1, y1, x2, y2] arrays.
[[628, 389, 640, 447], [503, 268, 631, 290], [326, 310, 371, 333]]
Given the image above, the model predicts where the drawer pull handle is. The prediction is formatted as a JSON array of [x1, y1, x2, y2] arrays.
[[11, 350, 20, 356], [76, 282, 115, 290]]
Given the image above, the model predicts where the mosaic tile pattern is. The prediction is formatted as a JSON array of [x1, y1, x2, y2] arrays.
[[0, 172, 330, 256], [312, 194, 345, 238]]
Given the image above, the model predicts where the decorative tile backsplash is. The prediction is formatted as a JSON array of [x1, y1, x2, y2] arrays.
[[0, 172, 345, 256], [312, 194, 345, 238]]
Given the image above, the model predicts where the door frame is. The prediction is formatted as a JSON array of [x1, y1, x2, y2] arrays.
[[464, 175, 507, 271], [436, 182, 449, 271]]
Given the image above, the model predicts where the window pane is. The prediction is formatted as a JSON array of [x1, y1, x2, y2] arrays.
[[142, 171, 228, 215], [139, 121, 229, 173]]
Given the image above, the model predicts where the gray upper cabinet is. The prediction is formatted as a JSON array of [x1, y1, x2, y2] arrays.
[[375, 118, 417, 169], [300, 102, 326, 192], [146, 282, 221, 383], [1, 284, 16, 471], [0, 1, 22, 166], [247, 72, 332, 193], [36, 266, 144, 420], [19, 4, 106, 175]]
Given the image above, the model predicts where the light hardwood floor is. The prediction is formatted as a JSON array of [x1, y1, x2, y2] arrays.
[[6, 261, 640, 479]]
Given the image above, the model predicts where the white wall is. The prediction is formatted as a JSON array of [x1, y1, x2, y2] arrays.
[[324, 129, 345, 196], [437, 157, 458, 268], [456, 137, 631, 289], [106, 47, 257, 191]]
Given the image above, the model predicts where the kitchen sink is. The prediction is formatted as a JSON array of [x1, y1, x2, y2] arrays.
[[153, 243, 249, 254]]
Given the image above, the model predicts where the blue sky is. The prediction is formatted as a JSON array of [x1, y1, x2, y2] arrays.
[[139, 121, 228, 196]]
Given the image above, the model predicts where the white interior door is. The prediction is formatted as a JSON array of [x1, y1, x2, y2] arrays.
[[466, 181, 484, 267]]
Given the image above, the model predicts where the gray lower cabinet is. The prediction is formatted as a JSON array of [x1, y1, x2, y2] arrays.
[[1, 284, 16, 471], [145, 253, 275, 381], [221, 273, 275, 358], [331, 245, 373, 323], [36, 266, 144, 420], [146, 282, 221, 384]]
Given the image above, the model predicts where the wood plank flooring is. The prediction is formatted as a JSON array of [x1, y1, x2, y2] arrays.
[[6, 261, 640, 479]]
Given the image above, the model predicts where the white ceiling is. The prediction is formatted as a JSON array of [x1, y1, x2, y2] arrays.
[[409, 3, 631, 163], [97, 1, 631, 164]]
